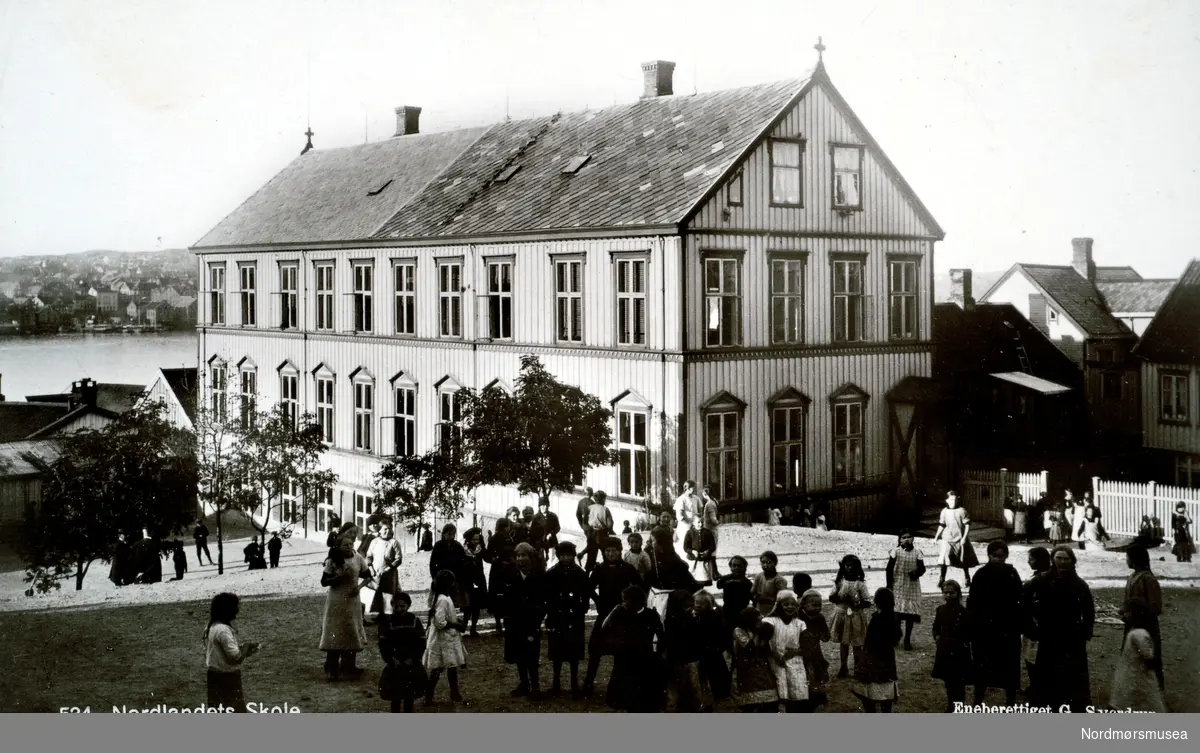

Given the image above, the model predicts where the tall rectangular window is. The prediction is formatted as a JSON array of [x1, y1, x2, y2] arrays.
[[617, 409, 649, 498], [727, 171, 744, 206], [833, 401, 865, 486], [314, 488, 335, 535], [315, 263, 334, 331], [704, 411, 740, 501], [209, 363, 227, 421], [487, 259, 513, 340], [279, 263, 298, 329], [353, 262, 373, 333], [316, 376, 335, 443], [1161, 372, 1190, 423], [239, 264, 256, 326], [437, 389, 462, 453], [704, 256, 741, 347], [394, 386, 416, 457], [771, 406, 805, 494], [888, 258, 918, 341], [280, 372, 299, 427], [208, 264, 226, 325], [832, 258, 865, 343], [555, 259, 583, 343], [616, 258, 646, 346], [240, 369, 257, 429], [354, 492, 373, 533], [354, 380, 374, 452], [770, 257, 804, 344], [770, 139, 803, 206], [393, 261, 416, 335], [438, 262, 463, 338], [832, 144, 864, 210]]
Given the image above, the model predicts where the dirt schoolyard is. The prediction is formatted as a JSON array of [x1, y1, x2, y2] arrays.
[[1, 518, 1197, 713]]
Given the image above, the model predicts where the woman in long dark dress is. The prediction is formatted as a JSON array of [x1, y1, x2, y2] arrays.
[[503, 542, 547, 701], [543, 541, 590, 697], [966, 540, 1023, 706], [460, 527, 489, 636], [487, 517, 519, 636], [646, 527, 698, 623], [1035, 545, 1096, 712], [429, 524, 467, 605], [1021, 547, 1054, 703], [601, 584, 666, 712]]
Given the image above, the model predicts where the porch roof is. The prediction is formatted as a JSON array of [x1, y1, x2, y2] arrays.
[[989, 371, 1073, 395]]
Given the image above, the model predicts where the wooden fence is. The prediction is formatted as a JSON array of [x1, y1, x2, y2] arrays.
[[1091, 477, 1200, 538], [959, 469, 1048, 525]]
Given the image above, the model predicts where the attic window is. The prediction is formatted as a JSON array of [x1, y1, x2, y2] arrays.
[[367, 179, 394, 197], [1048, 309, 1058, 322], [561, 155, 591, 174], [495, 165, 521, 183]]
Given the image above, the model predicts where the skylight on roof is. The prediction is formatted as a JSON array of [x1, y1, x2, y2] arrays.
[[494, 164, 521, 183], [561, 155, 591, 174]]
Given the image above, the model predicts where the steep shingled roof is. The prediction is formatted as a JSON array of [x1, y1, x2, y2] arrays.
[[1018, 265, 1133, 338], [193, 127, 490, 248], [1097, 279, 1175, 314], [1094, 267, 1143, 283], [0, 403, 69, 442], [1134, 260, 1200, 365]]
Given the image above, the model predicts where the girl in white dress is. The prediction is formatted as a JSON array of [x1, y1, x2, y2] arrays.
[[762, 590, 809, 712], [830, 554, 871, 679], [423, 570, 467, 705], [1109, 597, 1166, 712]]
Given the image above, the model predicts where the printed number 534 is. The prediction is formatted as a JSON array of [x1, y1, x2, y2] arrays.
[[59, 707, 91, 713]]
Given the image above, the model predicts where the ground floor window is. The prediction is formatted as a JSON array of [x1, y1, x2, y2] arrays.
[[1177, 455, 1200, 489]]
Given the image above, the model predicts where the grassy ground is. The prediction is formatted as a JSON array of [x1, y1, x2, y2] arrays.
[[2, 585, 1196, 713]]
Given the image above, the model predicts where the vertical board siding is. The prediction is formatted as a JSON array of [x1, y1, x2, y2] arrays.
[[687, 350, 930, 501], [1092, 478, 1200, 537], [1142, 363, 1200, 453], [0, 479, 39, 524], [692, 83, 934, 238], [685, 234, 930, 351], [958, 469, 1048, 525]]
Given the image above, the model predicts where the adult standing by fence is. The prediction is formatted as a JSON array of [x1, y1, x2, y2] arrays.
[[1172, 501, 1195, 562], [934, 492, 977, 589]]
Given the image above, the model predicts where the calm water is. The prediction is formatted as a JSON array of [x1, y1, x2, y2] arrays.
[[0, 332, 197, 399]]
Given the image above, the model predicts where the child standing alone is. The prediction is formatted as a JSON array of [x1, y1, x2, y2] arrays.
[[203, 592, 259, 713], [377, 593, 427, 713]]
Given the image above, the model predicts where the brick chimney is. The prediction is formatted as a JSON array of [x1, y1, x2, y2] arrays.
[[393, 106, 422, 137], [1071, 237, 1095, 283], [72, 378, 98, 409], [640, 60, 676, 99], [949, 269, 974, 309], [1028, 294, 1049, 335]]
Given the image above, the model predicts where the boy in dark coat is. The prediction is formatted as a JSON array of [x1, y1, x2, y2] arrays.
[[582, 537, 643, 696], [544, 541, 590, 697]]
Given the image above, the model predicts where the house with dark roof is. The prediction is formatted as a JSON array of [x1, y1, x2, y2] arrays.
[[192, 52, 944, 537], [980, 238, 1171, 456], [0, 378, 147, 442], [1133, 259, 1200, 488], [141, 368, 199, 431]]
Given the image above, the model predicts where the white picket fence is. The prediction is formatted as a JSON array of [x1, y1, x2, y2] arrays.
[[959, 469, 1049, 524], [1091, 477, 1200, 538]]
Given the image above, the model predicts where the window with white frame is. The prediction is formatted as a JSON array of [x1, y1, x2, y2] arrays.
[[770, 255, 805, 344], [353, 491, 373, 533], [394, 382, 416, 457], [238, 264, 256, 326], [615, 257, 647, 346], [437, 385, 463, 454], [280, 369, 299, 427], [888, 258, 918, 341], [315, 371, 335, 443], [486, 259, 513, 340], [770, 390, 808, 495], [1161, 371, 1190, 423], [702, 392, 744, 502], [393, 261, 416, 335], [704, 255, 742, 347], [208, 264, 226, 325], [832, 144, 864, 210], [352, 261, 373, 333], [438, 261, 463, 338], [832, 256, 865, 343], [833, 396, 866, 486], [315, 263, 334, 331], [313, 488, 335, 535], [353, 374, 374, 453], [555, 258, 583, 343], [279, 480, 299, 525], [279, 262, 299, 329], [616, 409, 649, 498], [770, 139, 804, 206], [209, 361, 227, 421], [239, 366, 257, 429]]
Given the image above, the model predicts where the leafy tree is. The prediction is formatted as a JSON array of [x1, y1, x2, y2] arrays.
[[19, 402, 198, 592], [459, 354, 618, 501], [236, 404, 337, 542], [193, 365, 253, 575], [372, 440, 477, 534]]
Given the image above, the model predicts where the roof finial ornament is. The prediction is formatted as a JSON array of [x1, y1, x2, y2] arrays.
[[814, 36, 826, 64], [301, 127, 315, 156]]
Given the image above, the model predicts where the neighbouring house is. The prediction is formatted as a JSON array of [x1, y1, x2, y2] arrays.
[[151, 286, 182, 304], [15, 378, 147, 439], [140, 367, 199, 431], [97, 290, 119, 313], [126, 301, 139, 320], [1133, 259, 1200, 488], [191, 52, 945, 539], [165, 295, 197, 329], [0, 440, 61, 526], [980, 238, 1170, 458]]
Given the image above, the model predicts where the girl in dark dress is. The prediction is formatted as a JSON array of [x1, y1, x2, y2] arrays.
[[646, 527, 698, 623], [429, 524, 468, 605], [853, 587, 901, 713], [693, 590, 732, 703], [1172, 501, 1195, 562], [601, 584, 666, 712], [503, 542, 547, 701], [544, 541, 590, 698], [581, 536, 642, 697], [1036, 545, 1096, 713], [377, 592, 427, 713], [716, 556, 753, 635], [932, 580, 972, 712], [798, 588, 831, 711], [533, 496, 561, 563], [460, 527, 488, 636], [663, 589, 712, 712], [1021, 547, 1054, 703], [966, 540, 1023, 706], [487, 517, 519, 636]]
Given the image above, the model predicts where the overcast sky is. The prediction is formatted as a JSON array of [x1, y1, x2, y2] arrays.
[[1, 0, 1198, 278]]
